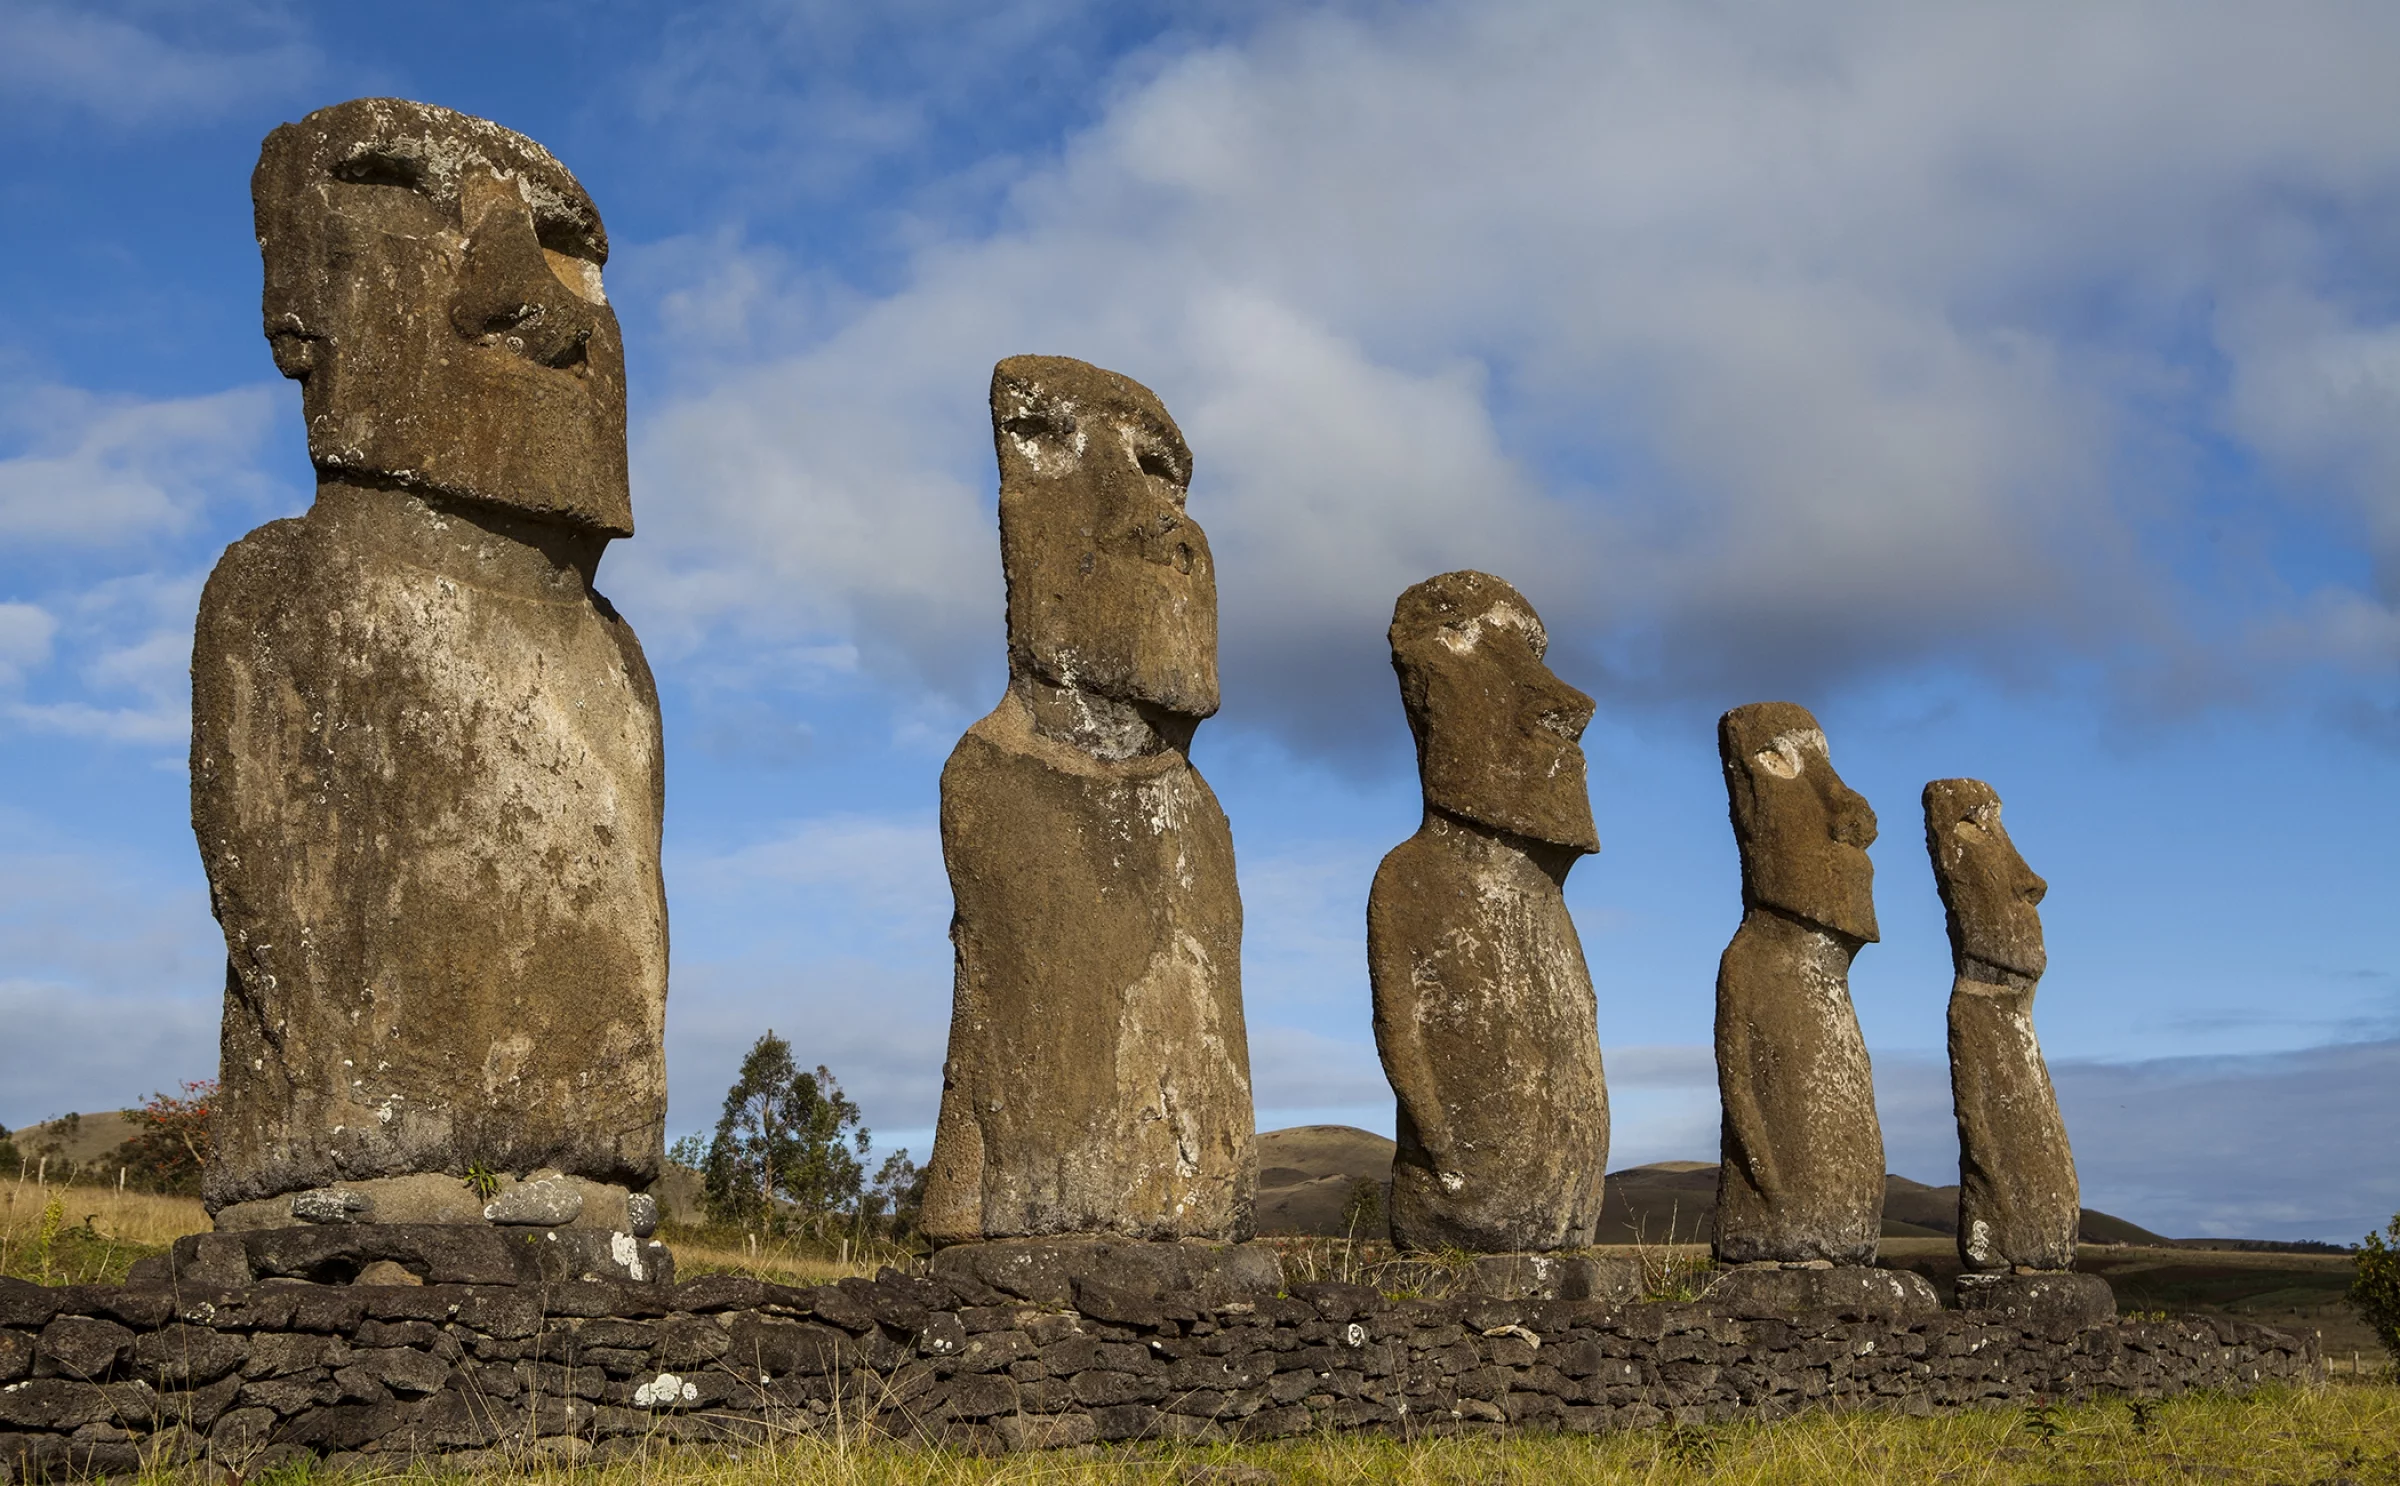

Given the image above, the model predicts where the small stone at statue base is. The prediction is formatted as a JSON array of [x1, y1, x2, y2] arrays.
[[1954, 1270, 2116, 1326], [1708, 1264, 1941, 1320], [929, 1237, 1283, 1309]]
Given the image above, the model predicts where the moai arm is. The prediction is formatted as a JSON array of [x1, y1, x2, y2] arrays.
[[1366, 864, 1463, 1179]]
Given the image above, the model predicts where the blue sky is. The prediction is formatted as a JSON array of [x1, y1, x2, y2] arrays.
[[1, 0, 2395, 1241]]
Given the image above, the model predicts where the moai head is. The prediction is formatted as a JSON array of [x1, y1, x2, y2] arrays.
[[1719, 702, 1879, 942], [254, 98, 630, 534], [1923, 778, 2047, 981], [1389, 571, 1599, 853], [991, 355, 1217, 723]]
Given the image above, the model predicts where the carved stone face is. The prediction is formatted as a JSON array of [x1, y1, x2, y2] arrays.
[[1923, 778, 2047, 980], [254, 98, 630, 535], [991, 355, 1217, 721], [1719, 701, 1879, 942], [1390, 571, 1598, 853]]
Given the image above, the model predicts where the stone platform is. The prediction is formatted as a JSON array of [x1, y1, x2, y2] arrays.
[[132, 1223, 673, 1292], [0, 1250, 2312, 1479]]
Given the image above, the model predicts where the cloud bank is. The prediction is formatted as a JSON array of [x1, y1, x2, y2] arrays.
[[614, 0, 2400, 762]]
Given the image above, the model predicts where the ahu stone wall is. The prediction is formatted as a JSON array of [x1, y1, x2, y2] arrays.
[[2, 1257, 2316, 1479]]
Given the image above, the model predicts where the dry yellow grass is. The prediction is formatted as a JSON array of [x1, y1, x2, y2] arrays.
[[90, 1378, 2397, 1484], [656, 1224, 895, 1288], [0, 1174, 207, 1284]]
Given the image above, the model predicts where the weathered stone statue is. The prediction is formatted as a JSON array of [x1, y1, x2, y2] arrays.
[[1711, 702, 1886, 1268], [1367, 572, 1607, 1253], [919, 355, 1253, 1246], [1925, 778, 2078, 1273], [191, 99, 668, 1265]]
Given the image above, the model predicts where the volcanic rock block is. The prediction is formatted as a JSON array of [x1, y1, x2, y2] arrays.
[[1925, 778, 2078, 1273], [193, 99, 666, 1218], [1367, 572, 1608, 1252], [1708, 1264, 1940, 1321], [920, 356, 1253, 1244], [1711, 702, 1885, 1266]]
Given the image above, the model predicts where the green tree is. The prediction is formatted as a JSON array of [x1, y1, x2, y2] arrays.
[[2352, 1214, 2400, 1366], [701, 1032, 869, 1237], [867, 1149, 927, 1240]]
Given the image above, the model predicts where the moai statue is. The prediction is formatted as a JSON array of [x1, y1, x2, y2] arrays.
[[1367, 572, 1607, 1253], [919, 356, 1254, 1247], [191, 100, 668, 1267], [1924, 779, 2078, 1273], [1711, 703, 1886, 1268]]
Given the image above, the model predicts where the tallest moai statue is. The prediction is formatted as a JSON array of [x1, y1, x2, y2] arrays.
[[192, 100, 667, 1232], [921, 356, 1254, 1246]]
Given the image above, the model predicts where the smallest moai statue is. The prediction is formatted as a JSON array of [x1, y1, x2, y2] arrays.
[[1924, 779, 2078, 1274]]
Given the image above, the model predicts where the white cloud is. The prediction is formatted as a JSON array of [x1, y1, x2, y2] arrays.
[[621, 0, 2400, 754], [0, 384, 282, 546], [0, 603, 55, 685], [5, 572, 206, 748], [0, 3, 316, 127]]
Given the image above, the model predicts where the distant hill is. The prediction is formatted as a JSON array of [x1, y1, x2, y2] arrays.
[[5, 1110, 142, 1174], [1252, 1126, 2169, 1246]]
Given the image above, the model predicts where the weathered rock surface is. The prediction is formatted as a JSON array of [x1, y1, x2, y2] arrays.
[[1954, 1271, 2116, 1327], [0, 1265, 2315, 1468], [1368, 572, 1607, 1252], [1925, 778, 2078, 1273], [1708, 1265, 1940, 1321], [921, 356, 1252, 1244], [1712, 703, 1885, 1267], [193, 99, 666, 1216]]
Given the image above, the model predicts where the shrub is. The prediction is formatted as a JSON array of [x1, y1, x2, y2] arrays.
[[2352, 1214, 2400, 1365], [115, 1081, 215, 1195]]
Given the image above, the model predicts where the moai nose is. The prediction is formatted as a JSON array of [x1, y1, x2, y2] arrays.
[[1828, 778, 1878, 849], [449, 167, 597, 369]]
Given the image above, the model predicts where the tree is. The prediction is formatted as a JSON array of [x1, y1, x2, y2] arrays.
[[700, 1032, 869, 1237], [117, 1082, 215, 1194], [2353, 1214, 2400, 1368], [866, 1149, 928, 1240]]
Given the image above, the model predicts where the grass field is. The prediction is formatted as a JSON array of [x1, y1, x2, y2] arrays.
[[0, 1176, 207, 1285], [69, 1379, 2398, 1483]]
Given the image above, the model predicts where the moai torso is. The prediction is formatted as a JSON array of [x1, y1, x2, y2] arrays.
[[1367, 572, 1607, 1252], [919, 356, 1253, 1244], [1925, 779, 2077, 1272], [1712, 703, 1884, 1266], [193, 99, 666, 1225]]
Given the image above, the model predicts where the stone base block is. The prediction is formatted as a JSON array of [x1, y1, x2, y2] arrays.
[[930, 1237, 1283, 1309], [212, 1171, 660, 1237], [136, 1222, 674, 1290], [1954, 1271, 2116, 1326], [1708, 1263, 1942, 1320]]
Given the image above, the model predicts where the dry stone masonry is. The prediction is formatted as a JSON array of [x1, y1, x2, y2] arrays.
[[190, 98, 668, 1254], [920, 356, 1254, 1245], [0, 1252, 2314, 1479], [1368, 572, 1609, 1253], [1710, 704, 1887, 1280], [1925, 780, 2087, 1299]]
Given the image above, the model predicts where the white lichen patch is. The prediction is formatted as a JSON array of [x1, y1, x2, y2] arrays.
[[631, 1373, 696, 1408], [1753, 728, 1828, 780]]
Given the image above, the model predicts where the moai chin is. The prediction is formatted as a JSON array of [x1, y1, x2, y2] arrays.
[[191, 99, 667, 1244], [1711, 702, 1885, 1267], [1368, 572, 1608, 1252], [1925, 778, 2078, 1273], [919, 355, 1254, 1245]]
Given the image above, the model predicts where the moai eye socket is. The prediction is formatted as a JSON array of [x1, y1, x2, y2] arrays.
[[329, 148, 429, 192]]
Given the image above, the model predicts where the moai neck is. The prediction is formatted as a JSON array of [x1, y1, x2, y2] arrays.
[[310, 477, 607, 596], [1419, 804, 1583, 888], [1011, 673, 1197, 762]]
